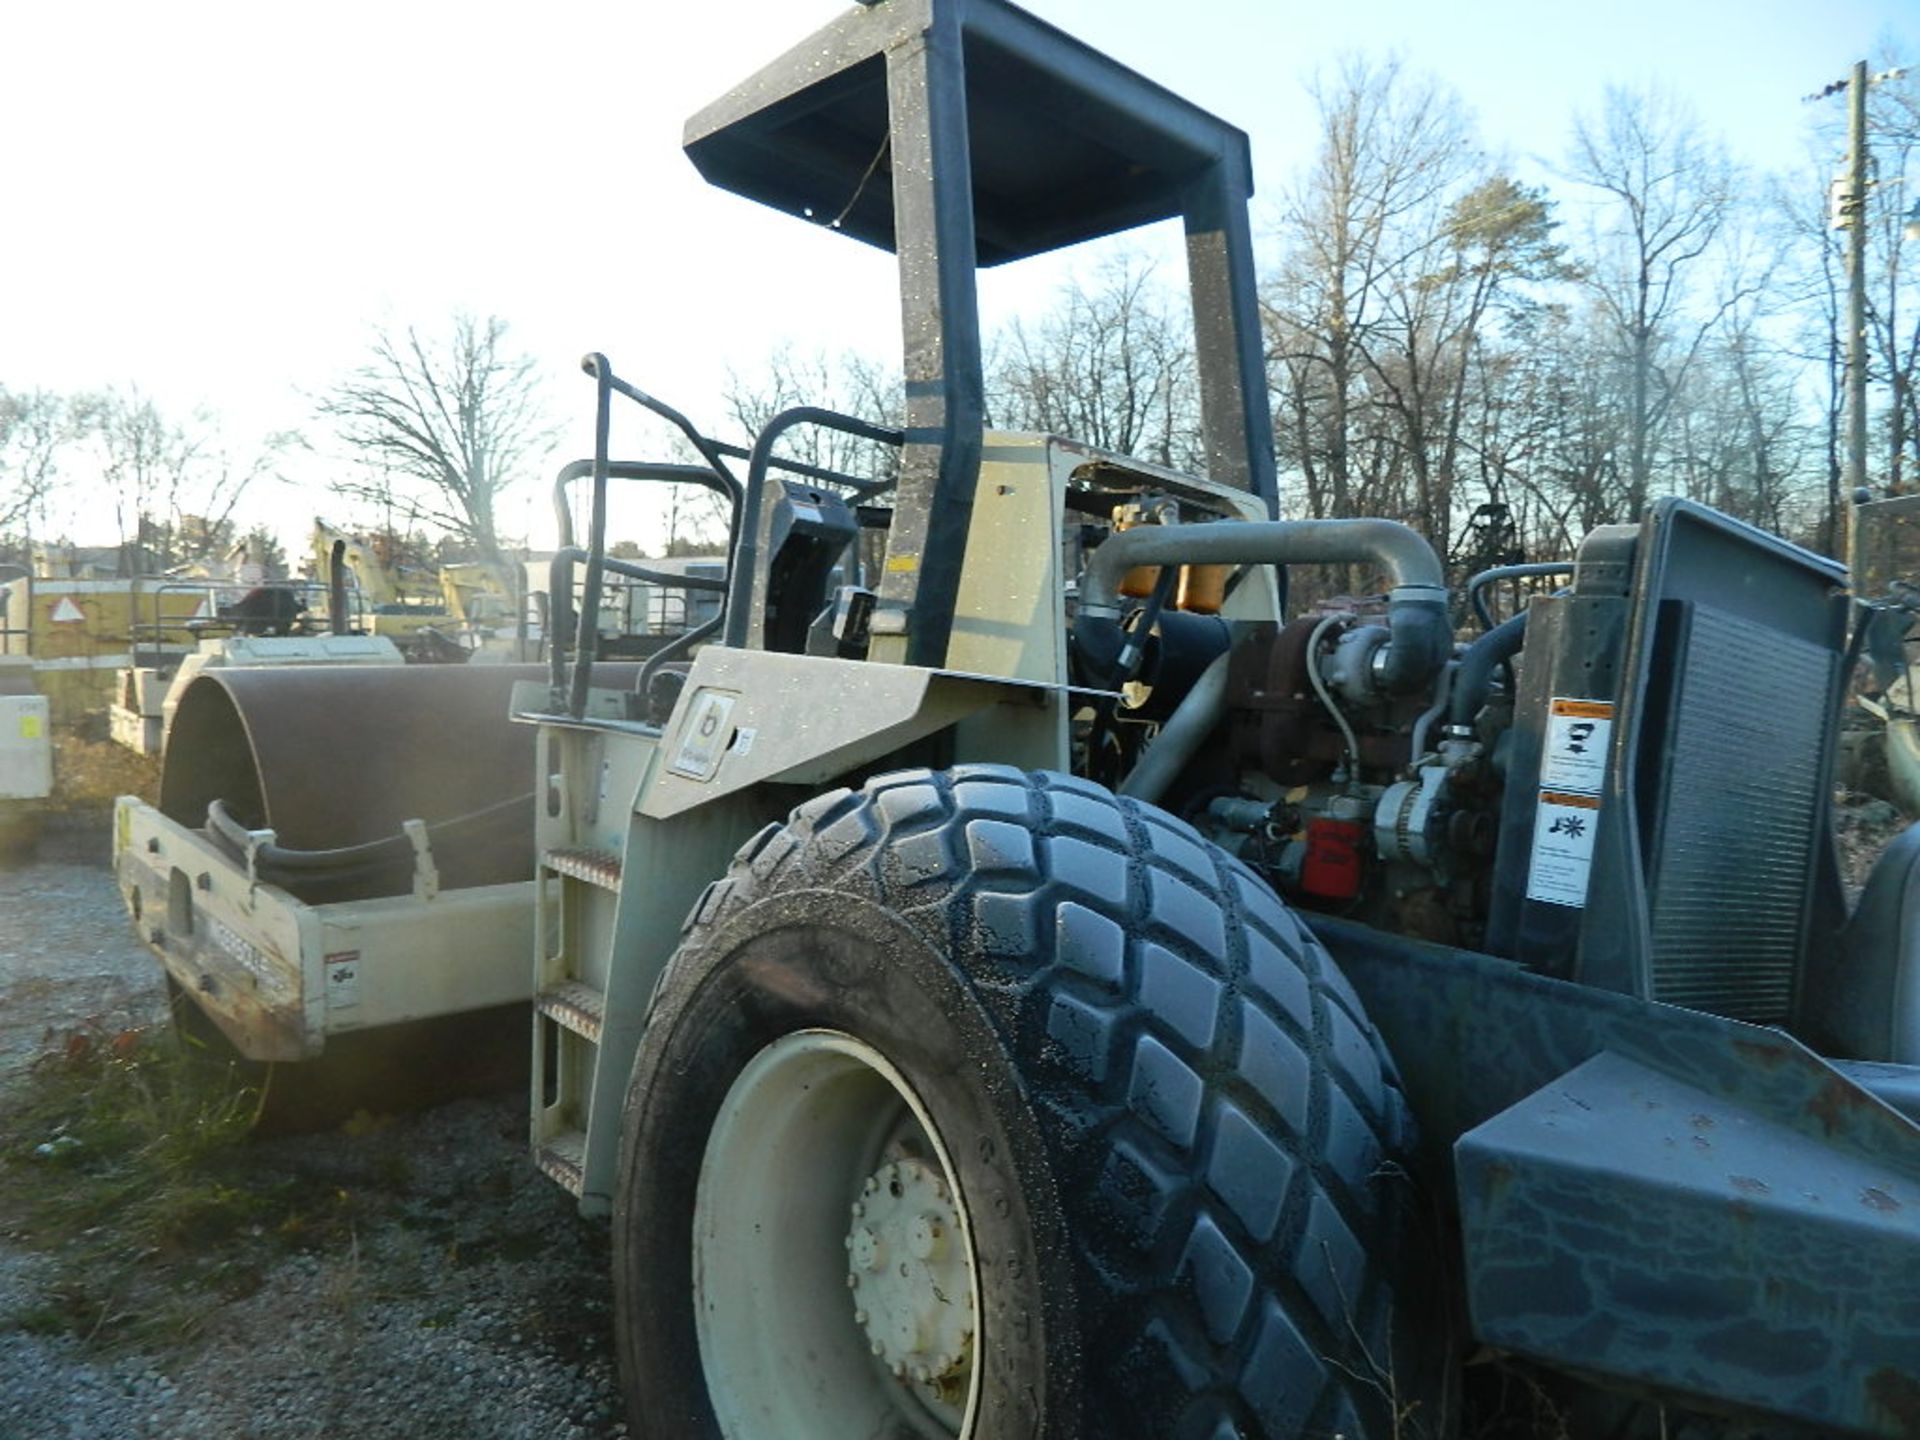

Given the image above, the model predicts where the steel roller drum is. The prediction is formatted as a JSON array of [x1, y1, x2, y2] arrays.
[[160, 663, 639, 902]]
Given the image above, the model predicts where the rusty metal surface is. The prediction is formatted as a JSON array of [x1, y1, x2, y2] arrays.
[[117, 843, 311, 1062], [1460, 1050, 1920, 1436], [159, 664, 639, 901], [1315, 913, 1920, 1435], [535, 981, 606, 1046]]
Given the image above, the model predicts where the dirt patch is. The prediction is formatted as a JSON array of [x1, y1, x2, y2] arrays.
[[50, 730, 159, 816]]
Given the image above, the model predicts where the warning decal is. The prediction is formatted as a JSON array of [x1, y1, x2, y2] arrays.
[[1526, 790, 1601, 908], [49, 596, 84, 623], [325, 950, 362, 1009], [1541, 697, 1613, 795]]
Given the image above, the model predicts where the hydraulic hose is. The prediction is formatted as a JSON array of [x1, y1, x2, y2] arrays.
[[203, 794, 531, 878], [1467, 561, 1574, 633], [1448, 609, 1529, 733], [1118, 643, 1239, 805]]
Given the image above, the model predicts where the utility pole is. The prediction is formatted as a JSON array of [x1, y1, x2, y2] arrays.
[[1846, 59, 1869, 544], [1810, 61, 1895, 576]]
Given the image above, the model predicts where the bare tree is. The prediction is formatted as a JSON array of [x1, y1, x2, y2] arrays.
[[318, 314, 558, 564], [1864, 62, 1920, 495], [1371, 174, 1571, 559], [1265, 56, 1480, 528], [78, 388, 279, 572], [723, 343, 902, 485], [0, 388, 77, 547], [1771, 160, 1851, 552], [987, 256, 1201, 470], [1564, 84, 1743, 518]]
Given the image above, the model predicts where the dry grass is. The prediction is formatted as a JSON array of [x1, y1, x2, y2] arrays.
[[50, 725, 159, 815]]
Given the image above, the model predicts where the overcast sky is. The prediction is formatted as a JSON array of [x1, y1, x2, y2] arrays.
[[3, 0, 1915, 555]]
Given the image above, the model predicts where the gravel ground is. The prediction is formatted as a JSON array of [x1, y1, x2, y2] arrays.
[[0, 847, 627, 1440]]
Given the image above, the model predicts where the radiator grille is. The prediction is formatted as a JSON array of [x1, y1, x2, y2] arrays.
[[1646, 604, 1835, 1022]]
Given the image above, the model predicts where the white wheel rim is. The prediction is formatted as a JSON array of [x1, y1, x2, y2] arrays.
[[694, 1028, 981, 1439]]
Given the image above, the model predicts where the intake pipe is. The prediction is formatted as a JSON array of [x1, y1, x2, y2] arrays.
[[327, 540, 349, 635], [1078, 519, 1451, 697]]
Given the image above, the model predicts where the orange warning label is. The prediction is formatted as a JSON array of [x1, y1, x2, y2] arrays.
[[1542, 696, 1614, 795], [1538, 790, 1601, 810], [1548, 698, 1614, 720]]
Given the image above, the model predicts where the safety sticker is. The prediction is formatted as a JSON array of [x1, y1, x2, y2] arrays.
[[668, 690, 737, 781], [1526, 790, 1601, 908], [48, 596, 84, 623], [325, 950, 362, 1009], [19, 713, 41, 740], [1541, 697, 1613, 795]]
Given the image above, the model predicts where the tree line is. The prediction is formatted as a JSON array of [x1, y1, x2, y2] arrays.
[[988, 56, 1919, 579], [0, 386, 292, 575], [709, 56, 1919, 584], [3, 54, 1914, 589]]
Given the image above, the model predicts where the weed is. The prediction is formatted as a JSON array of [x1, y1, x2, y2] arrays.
[[0, 1020, 266, 1348]]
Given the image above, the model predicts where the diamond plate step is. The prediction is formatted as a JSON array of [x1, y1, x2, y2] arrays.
[[535, 1130, 587, 1196], [544, 847, 622, 890], [537, 981, 606, 1045]]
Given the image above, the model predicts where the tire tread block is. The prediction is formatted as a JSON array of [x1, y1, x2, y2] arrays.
[[663, 764, 1421, 1439]]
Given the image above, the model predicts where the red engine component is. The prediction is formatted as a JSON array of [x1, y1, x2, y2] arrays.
[[1300, 816, 1366, 899]]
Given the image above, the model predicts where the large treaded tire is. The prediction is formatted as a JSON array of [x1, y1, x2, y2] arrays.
[[615, 765, 1432, 1440]]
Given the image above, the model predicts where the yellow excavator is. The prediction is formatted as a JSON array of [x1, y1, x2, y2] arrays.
[[308, 519, 522, 661]]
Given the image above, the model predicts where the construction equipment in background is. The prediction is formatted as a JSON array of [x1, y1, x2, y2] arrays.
[[309, 519, 529, 663], [580, 555, 726, 660], [110, 630, 405, 757], [307, 518, 453, 660], [438, 559, 520, 636], [0, 563, 225, 722], [110, 471, 724, 1109], [107, 560, 374, 756], [109, 533, 537, 757], [137, 3, 1920, 1436]]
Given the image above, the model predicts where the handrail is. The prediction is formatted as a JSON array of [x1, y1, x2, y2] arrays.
[[545, 546, 727, 697], [544, 447, 739, 711], [130, 577, 346, 669], [559, 357, 900, 716], [725, 406, 904, 649]]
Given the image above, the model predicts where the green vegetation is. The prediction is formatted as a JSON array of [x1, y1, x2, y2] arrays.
[[0, 1020, 275, 1348]]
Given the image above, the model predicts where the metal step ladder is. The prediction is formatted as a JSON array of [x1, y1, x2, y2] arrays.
[[532, 845, 623, 1198]]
